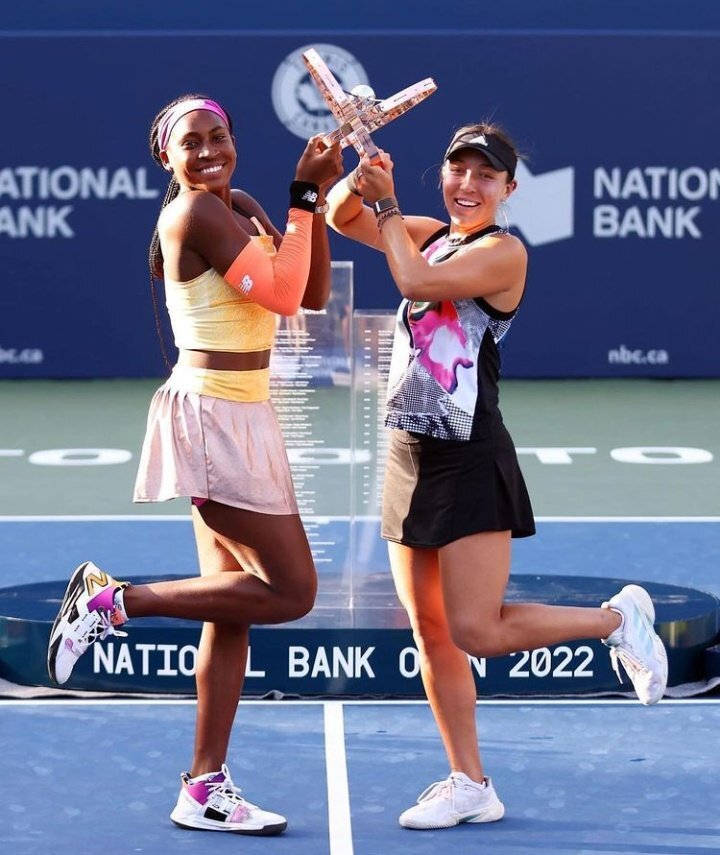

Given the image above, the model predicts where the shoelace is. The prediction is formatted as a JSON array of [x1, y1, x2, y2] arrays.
[[609, 645, 648, 686], [72, 609, 127, 653], [205, 768, 258, 811], [416, 778, 454, 806]]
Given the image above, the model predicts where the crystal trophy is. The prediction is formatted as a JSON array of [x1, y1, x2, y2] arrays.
[[302, 47, 437, 164]]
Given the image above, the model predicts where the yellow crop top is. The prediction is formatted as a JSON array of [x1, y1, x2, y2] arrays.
[[163, 234, 277, 403]]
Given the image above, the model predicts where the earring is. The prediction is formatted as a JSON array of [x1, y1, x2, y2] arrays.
[[500, 202, 510, 231]]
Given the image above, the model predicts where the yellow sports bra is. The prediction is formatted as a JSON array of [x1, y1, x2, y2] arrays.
[[163, 232, 277, 402], [164, 236, 276, 353]]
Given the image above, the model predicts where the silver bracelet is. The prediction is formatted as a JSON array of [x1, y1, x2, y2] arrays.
[[376, 207, 402, 231], [315, 203, 330, 214]]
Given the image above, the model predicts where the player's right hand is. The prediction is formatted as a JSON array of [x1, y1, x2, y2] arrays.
[[295, 135, 344, 189]]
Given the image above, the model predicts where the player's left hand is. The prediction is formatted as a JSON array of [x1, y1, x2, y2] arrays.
[[355, 150, 395, 202]]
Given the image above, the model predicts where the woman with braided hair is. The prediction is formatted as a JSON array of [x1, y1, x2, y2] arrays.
[[47, 93, 343, 834]]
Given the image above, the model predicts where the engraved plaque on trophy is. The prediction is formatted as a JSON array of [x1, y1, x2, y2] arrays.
[[270, 262, 353, 611], [349, 310, 400, 620]]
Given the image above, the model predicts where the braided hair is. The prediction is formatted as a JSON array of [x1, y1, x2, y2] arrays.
[[147, 93, 235, 366]]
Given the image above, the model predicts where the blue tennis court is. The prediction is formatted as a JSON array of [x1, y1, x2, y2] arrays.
[[2, 373, 720, 852], [2, 699, 719, 855], [1, 511, 720, 853]]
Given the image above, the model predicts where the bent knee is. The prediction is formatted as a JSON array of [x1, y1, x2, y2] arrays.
[[449, 622, 504, 659], [282, 591, 316, 622], [278, 576, 317, 622]]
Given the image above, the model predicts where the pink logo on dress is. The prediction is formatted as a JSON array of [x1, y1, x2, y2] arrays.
[[408, 301, 473, 393]]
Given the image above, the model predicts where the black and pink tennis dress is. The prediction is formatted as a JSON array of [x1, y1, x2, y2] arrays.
[[381, 225, 535, 547]]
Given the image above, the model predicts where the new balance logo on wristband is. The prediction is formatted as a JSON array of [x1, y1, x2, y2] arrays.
[[302, 190, 318, 203], [240, 274, 254, 294]]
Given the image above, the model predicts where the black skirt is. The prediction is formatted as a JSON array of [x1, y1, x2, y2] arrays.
[[381, 427, 536, 548]]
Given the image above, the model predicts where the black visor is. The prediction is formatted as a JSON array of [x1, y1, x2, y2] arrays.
[[444, 131, 517, 178]]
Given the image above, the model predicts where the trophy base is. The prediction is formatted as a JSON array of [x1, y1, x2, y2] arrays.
[[2, 574, 717, 697]]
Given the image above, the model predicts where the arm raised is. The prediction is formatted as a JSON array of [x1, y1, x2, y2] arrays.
[[326, 159, 444, 252], [163, 187, 315, 317], [350, 155, 526, 304], [379, 219, 527, 303]]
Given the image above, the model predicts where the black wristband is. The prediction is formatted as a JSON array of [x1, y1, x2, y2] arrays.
[[289, 180, 320, 212]]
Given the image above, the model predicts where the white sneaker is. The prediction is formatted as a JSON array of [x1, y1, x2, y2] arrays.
[[170, 764, 287, 835], [602, 584, 668, 705], [399, 772, 505, 830], [47, 561, 128, 685]]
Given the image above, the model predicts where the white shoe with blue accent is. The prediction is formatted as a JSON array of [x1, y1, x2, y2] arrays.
[[602, 584, 668, 705], [399, 772, 504, 830]]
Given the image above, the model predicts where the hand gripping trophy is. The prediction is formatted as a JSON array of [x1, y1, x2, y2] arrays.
[[302, 48, 437, 164]]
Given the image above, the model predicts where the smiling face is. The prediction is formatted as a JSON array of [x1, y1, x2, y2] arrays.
[[160, 109, 236, 194], [441, 149, 516, 233]]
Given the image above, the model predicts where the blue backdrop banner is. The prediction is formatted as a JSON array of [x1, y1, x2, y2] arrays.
[[1, 32, 717, 378]]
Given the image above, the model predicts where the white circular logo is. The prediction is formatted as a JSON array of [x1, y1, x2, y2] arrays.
[[272, 43, 369, 140]]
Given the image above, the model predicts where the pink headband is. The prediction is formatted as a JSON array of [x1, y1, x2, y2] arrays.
[[157, 98, 229, 151]]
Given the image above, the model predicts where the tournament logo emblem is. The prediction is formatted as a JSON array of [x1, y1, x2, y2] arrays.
[[272, 44, 369, 140]]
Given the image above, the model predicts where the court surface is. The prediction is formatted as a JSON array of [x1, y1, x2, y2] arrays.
[[2, 699, 720, 855], [1, 378, 719, 853]]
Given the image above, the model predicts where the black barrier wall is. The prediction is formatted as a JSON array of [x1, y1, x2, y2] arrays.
[[1, 22, 718, 378]]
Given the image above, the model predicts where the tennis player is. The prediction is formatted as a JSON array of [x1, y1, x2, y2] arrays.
[[47, 93, 342, 834], [326, 123, 668, 830]]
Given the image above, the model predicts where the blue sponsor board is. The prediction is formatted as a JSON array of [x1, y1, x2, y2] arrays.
[[1, 33, 718, 378], [3, 575, 718, 696], [3, 621, 716, 697], [2, 616, 713, 697]]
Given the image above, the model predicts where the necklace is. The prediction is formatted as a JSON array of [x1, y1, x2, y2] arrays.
[[446, 223, 500, 246]]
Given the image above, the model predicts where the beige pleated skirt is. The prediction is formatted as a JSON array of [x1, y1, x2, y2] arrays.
[[133, 369, 298, 515]]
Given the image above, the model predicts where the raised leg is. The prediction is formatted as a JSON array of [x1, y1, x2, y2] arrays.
[[123, 502, 317, 626], [438, 530, 620, 659]]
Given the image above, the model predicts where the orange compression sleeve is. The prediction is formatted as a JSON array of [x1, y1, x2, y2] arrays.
[[223, 208, 313, 316]]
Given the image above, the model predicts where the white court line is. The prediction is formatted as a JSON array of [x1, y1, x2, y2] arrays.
[[1, 515, 719, 523], [324, 701, 354, 855]]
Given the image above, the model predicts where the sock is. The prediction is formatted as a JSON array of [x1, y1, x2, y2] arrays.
[[190, 769, 225, 782], [112, 586, 129, 624], [602, 606, 624, 643]]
